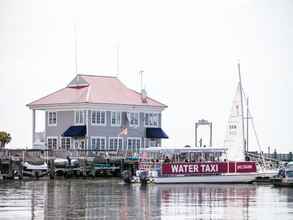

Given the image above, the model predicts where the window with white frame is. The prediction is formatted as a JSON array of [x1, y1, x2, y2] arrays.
[[91, 111, 106, 125], [144, 113, 159, 127], [91, 137, 106, 150], [109, 137, 123, 151], [47, 137, 58, 150], [75, 110, 85, 125], [129, 112, 139, 127], [60, 137, 71, 150], [145, 138, 159, 148], [48, 112, 57, 126], [127, 138, 141, 152], [111, 112, 121, 126]]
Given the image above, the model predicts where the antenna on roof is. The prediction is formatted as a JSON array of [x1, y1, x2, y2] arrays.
[[116, 43, 120, 77], [74, 22, 78, 75], [139, 70, 147, 103], [139, 70, 144, 91]]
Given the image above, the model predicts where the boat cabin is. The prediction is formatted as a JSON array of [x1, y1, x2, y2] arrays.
[[140, 146, 228, 163]]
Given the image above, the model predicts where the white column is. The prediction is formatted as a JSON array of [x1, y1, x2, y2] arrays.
[[32, 109, 36, 146], [86, 110, 89, 150]]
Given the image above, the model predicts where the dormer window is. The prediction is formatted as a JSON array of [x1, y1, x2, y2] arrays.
[[67, 75, 89, 88]]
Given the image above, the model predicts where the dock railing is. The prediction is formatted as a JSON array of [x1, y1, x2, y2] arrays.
[[0, 149, 139, 162]]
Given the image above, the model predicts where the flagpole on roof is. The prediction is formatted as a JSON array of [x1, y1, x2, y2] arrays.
[[116, 43, 120, 77]]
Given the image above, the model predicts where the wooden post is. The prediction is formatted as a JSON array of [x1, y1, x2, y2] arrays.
[[49, 159, 55, 179]]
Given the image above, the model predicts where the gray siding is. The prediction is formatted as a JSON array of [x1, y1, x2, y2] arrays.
[[46, 111, 76, 138], [88, 111, 147, 148], [45, 110, 163, 149]]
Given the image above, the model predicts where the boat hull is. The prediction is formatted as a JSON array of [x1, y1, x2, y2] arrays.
[[272, 177, 293, 187], [22, 162, 48, 178], [153, 173, 258, 184]]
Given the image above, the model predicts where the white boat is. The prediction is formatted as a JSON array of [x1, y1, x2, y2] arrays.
[[22, 161, 48, 178], [54, 158, 80, 176], [136, 146, 259, 184], [54, 158, 79, 168]]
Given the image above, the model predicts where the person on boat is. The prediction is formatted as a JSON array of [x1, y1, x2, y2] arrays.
[[278, 166, 286, 178], [66, 156, 71, 167], [164, 156, 170, 163]]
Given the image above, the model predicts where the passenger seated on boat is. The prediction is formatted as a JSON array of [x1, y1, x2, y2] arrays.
[[164, 156, 170, 163], [278, 168, 285, 178]]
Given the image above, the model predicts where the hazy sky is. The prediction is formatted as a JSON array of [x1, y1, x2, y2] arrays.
[[0, 0, 292, 153]]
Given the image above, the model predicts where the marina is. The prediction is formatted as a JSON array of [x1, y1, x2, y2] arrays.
[[1, 1, 293, 219], [0, 69, 290, 185]]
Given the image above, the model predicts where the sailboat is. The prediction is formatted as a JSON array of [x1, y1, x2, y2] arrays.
[[224, 63, 278, 178]]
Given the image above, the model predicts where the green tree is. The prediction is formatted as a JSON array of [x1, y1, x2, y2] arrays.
[[0, 131, 11, 149]]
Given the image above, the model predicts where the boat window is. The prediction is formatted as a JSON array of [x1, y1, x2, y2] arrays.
[[286, 171, 293, 178]]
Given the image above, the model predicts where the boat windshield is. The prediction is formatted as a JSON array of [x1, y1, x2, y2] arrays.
[[286, 171, 293, 178], [286, 162, 293, 170]]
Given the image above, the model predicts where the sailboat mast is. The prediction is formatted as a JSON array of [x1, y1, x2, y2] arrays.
[[246, 97, 249, 153], [237, 62, 246, 157]]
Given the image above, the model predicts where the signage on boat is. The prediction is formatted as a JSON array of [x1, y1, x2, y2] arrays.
[[161, 162, 256, 175]]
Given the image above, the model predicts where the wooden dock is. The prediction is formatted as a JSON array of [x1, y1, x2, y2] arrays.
[[0, 149, 139, 180]]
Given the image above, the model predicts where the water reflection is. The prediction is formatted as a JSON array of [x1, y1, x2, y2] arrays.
[[0, 179, 293, 220], [151, 184, 257, 220], [43, 179, 159, 220]]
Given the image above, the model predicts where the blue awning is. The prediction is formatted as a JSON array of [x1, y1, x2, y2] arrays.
[[146, 128, 168, 139], [63, 125, 86, 137]]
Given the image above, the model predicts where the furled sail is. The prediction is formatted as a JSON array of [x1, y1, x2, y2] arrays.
[[224, 82, 245, 161]]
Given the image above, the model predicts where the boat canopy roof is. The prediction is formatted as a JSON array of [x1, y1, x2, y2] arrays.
[[143, 146, 228, 154]]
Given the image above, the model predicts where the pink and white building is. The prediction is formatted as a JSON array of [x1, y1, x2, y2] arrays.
[[27, 74, 168, 152]]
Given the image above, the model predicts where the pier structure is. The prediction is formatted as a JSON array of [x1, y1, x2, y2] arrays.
[[0, 148, 141, 179], [195, 119, 213, 147]]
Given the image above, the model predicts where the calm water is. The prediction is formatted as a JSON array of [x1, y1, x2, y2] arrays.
[[0, 179, 293, 220]]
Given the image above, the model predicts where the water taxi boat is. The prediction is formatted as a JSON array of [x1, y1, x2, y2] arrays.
[[135, 146, 259, 184]]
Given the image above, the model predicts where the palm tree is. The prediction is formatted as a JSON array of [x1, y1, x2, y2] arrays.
[[0, 131, 11, 149]]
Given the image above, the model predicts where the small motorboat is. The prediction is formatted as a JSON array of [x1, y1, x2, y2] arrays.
[[54, 158, 79, 168], [272, 164, 293, 187], [22, 161, 48, 178]]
